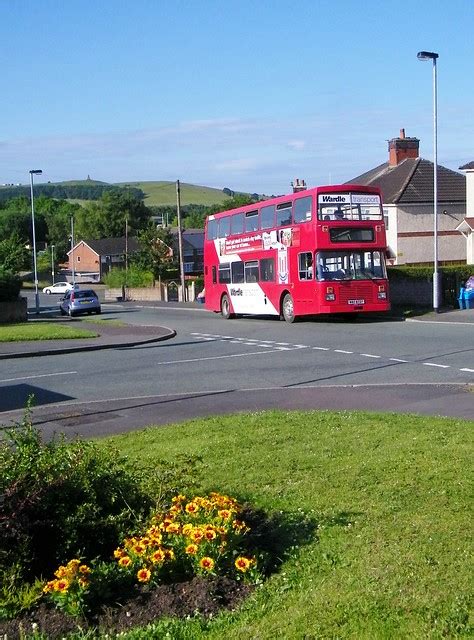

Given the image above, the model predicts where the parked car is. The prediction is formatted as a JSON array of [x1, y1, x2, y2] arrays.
[[59, 289, 101, 317], [43, 282, 77, 295]]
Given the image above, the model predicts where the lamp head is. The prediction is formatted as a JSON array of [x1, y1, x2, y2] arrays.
[[29, 169, 43, 175], [417, 51, 439, 61]]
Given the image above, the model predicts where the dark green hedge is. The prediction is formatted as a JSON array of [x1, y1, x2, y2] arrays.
[[0, 269, 21, 301], [388, 265, 473, 282]]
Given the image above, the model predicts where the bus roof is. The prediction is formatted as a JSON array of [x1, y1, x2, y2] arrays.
[[208, 184, 382, 219]]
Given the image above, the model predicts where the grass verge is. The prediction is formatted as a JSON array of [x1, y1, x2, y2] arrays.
[[0, 322, 98, 342], [97, 409, 473, 639]]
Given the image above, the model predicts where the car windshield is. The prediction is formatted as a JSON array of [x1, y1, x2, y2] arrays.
[[74, 290, 96, 299]]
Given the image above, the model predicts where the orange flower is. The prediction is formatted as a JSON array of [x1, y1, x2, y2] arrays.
[[43, 580, 56, 593], [199, 557, 215, 571], [185, 544, 198, 555], [137, 568, 151, 583]]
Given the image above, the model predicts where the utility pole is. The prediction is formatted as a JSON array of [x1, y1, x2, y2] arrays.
[[70, 215, 75, 286], [51, 244, 55, 283], [176, 180, 186, 301], [125, 215, 129, 277]]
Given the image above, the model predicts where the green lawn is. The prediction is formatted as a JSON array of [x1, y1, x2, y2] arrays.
[[0, 322, 97, 342], [100, 410, 473, 639]]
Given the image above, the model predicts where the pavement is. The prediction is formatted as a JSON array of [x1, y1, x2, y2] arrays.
[[0, 303, 473, 361]]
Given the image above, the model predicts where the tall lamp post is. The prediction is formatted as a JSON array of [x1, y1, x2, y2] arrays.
[[51, 244, 55, 283], [29, 169, 42, 315], [417, 50, 440, 312], [70, 215, 75, 286]]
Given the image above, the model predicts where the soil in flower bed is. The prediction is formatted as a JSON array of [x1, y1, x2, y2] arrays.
[[0, 576, 254, 639]]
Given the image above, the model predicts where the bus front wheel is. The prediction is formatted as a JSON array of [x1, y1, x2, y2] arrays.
[[221, 294, 234, 319], [282, 293, 296, 323]]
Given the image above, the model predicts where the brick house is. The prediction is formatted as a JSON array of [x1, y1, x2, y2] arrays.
[[456, 162, 474, 264], [347, 129, 467, 265], [67, 237, 140, 280]]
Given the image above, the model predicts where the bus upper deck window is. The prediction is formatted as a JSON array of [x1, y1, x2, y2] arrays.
[[276, 202, 292, 227], [207, 219, 218, 240], [219, 216, 231, 238], [294, 196, 312, 223], [231, 213, 244, 235], [245, 210, 259, 232], [260, 205, 275, 229]]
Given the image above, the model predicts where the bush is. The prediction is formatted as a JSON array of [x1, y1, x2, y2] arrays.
[[0, 268, 21, 301], [103, 266, 154, 288], [0, 404, 157, 581]]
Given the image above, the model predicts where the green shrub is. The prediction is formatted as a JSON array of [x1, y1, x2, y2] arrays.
[[0, 405, 157, 581], [0, 268, 21, 301], [103, 266, 154, 288]]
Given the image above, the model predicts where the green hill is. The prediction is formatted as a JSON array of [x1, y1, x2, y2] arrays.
[[114, 181, 227, 206]]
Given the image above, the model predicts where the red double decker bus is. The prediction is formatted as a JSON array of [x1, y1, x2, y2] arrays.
[[203, 184, 390, 322]]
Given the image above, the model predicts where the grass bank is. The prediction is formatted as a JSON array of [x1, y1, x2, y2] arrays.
[[0, 322, 97, 342], [101, 410, 473, 639]]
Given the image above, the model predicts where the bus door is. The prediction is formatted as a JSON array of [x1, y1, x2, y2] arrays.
[[296, 251, 315, 307]]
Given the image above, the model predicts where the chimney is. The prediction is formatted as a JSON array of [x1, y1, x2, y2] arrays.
[[388, 129, 419, 166], [291, 178, 307, 193]]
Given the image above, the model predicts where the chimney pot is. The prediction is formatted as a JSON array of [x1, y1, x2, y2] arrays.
[[400, 128, 405, 139]]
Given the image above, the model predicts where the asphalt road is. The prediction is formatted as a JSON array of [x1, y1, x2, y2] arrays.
[[1, 297, 473, 437]]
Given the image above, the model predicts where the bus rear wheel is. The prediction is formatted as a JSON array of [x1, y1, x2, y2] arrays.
[[282, 293, 296, 323], [221, 294, 234, 319]]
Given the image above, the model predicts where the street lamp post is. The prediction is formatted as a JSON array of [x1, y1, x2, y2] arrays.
[[29, 169, 42, 315], [417, 50, 440, 312], [70, 215, 75, 286], [51, 244, 55, 283]]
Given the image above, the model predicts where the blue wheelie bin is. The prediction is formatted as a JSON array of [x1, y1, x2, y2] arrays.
[[460, 276, 474, 310]]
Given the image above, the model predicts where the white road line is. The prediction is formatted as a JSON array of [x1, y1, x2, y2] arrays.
[[334, 349, 353, 354], [389, 358, 409, 363], [423, 363, 450, 368], [0, 371, 77, 383], [313, 347, 330, 350], [275, 342, 290, 345], [460, 368, 474, 373], [360, 354, 381, 358], [155, 349, 286, 366], [294, 344, 308, 348]]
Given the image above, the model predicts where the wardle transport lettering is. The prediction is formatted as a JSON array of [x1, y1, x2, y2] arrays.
[[319, 195, 350, 203]]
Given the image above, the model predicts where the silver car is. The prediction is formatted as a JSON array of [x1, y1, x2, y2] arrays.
[[59, 289, 101, 317]]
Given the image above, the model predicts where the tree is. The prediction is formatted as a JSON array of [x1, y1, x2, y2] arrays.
[[75, 190, 151, 240], [132, 224, 176, 279], [0, 233, 30, 273]]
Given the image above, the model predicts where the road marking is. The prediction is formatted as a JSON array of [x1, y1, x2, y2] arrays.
[[0, 371, 77, 383], [334, 349, 353, 354], [360, 354, 381, 358], [313, 347, 330, 351], [460, 368, 474, 373], [389, 358, 409, 363], [423, 363, 450, 368], [155, 350, 286, 366]]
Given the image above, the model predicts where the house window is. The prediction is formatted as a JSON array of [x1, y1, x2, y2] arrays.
[[76, 256, 81, 262], [383, 209, 389, 230]]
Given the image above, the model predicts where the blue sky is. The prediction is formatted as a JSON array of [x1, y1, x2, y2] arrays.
[[1, 0, 472, 194]]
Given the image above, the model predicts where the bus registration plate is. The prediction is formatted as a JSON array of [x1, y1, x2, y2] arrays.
[[348, 299, 365, 305]]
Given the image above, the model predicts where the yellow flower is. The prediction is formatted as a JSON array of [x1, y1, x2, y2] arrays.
[[172, 494, 186, 503], [218, 509, 232, 520], [114, 547, 125, 559], [151, 549, 166, 563], [164, 549, 175, 561], [185, 501, 199, 514], [132, 543, 146, 555], [43, 580, 56, 593], [67, 559, 81, 570], [199, 557, 215, 571], [78, 577, 89, 588], [190, 528, 204, 542], [137, 567, 151, 583], [119, 556, 132, 567], [185, 544, 198, 555], [55, 579, 70, 592], [54, 566, 68, 579], [204, 528, 217, 541], [79, 565, 91, 574], [182, 523, 194, 536], [165, 522, 180, 534], [235, 556, 253, 572]]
